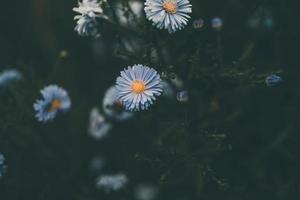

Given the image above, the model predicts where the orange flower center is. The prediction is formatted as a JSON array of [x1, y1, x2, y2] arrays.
[[131, 80, 145, 94], [163, 1, 177, 13], [48, 99, 61, 112], [114, 101, 123, 107]]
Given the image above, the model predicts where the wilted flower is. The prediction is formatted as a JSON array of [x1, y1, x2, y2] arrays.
[[265, 74, 282, 87], [96, 173, 128, 191], [193, 18, 204, 29], [73, 0, 107, 37], [88, 108, 112, 139], [102, 86, 133, 120], [115, 64, 163, 111], [33, 85, 71, 122], [0, 153, 7, 178], [176, 90, 189, 102], [144, 0, 192, 33], [211, 17, 223, 30], [0, 69, 22, 87]]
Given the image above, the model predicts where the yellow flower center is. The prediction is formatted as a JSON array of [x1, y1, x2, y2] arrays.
[[131, 80, 145, 94], [163, 1, 177, 14], [48, 99, 61, 112]]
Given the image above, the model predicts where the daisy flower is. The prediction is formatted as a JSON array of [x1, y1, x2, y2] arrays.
[[102, 86, 133, 120], [73, 0, 107, 37], [115, 64, 163, 111], [73, 0, 105, 18], [144, 0, 192, 33], [33, 85, 71, 122]]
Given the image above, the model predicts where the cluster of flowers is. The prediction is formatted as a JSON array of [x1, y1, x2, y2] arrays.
[[32, 73, 282, 123], [73, 0, 193, 35], [33, 64, 163, 122], [0, 0, 270, 123], [30, 2, 283, 194], [0, 2, 283, 199]]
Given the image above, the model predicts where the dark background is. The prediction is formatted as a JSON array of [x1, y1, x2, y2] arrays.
[[0, 0, 300, 199]]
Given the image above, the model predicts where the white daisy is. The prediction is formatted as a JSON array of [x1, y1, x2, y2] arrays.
[[73, 0, 107, 37], [33, 85, 71, 122], [144, 0, 192, 33], [115, 64, 163, 111], [73, 0, 105, 18]]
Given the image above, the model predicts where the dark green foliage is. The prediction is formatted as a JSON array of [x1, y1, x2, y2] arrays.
[[0, 0, 300, 199]]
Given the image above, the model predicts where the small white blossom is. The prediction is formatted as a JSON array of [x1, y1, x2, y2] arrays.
[[73, 0, 105, 18], [73, 0, 107, 37], [96, 173, 128, 191], [0, 69, 22, 87], [115, 64, 163, 111], [144, 0, 192, 33], [33, 85, 71, 122]]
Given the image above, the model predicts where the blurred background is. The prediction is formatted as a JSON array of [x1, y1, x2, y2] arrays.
[[0, 0, 300, 199]]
